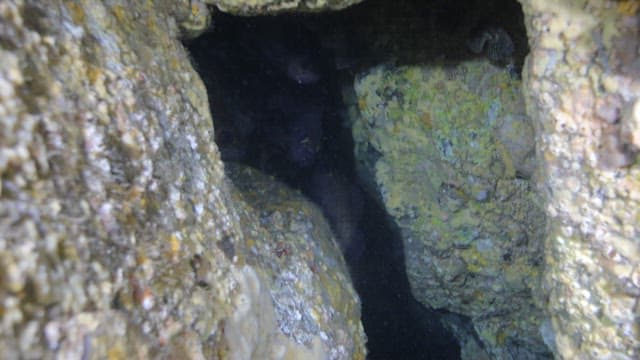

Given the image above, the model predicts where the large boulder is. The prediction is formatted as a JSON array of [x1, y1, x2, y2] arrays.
[[0, 1, 365, 358], [349, 60, 550, 359], [223, 163, 366, 360], [519, 0, 640, 358]]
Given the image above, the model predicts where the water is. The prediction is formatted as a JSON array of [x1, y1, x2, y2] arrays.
[[181, 3, 520, 357]]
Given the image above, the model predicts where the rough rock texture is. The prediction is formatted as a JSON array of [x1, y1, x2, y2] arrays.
[[348, 61, 550, 359], [0, 1, 365, 359], [175, 0, 214, 39], [223, 164, 366, 360], [519, 0, 640, 358], [205, 0, 364, 15]]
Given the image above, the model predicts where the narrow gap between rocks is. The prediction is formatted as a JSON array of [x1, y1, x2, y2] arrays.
[[184, 0, 527, 358]]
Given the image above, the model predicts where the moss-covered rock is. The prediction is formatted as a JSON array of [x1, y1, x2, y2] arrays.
[[349, 60, 550, 359], [0, 1, 364, 358]]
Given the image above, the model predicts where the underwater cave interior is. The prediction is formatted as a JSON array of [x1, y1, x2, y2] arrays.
[[184, 0, 528, 358]]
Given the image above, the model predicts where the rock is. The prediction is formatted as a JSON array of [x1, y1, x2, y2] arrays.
[[349, 60, 550, 359], [520, 0, 640, 358], [174, 0, 213, 39], [205, 0, 365, 16], [0, 1, 365, 359], [225, 163, 366, 360], [496, 113, 536, 178], [439, 313, 491, 360], [4, 0, 640, 359]]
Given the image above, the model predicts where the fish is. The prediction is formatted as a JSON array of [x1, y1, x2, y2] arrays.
[[307, 165, 365, 259], [286, 110, 323, 168], [466, 27, 515, 65], [286, 56, 321, 85], [264, 87, 326, 169]]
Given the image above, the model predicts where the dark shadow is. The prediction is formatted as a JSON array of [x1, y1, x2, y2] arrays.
[[183, 0, 528, 358], [350, 189, 461, 359]]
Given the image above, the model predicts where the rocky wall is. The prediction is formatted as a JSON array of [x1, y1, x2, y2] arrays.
[[519, 0, 640, 358], [0, 0, 365, 359]]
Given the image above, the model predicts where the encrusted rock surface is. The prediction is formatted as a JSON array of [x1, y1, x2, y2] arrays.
[[225, 164, 365, 360], [348, 60, 551, 359], [0, 1, 365, 358], [3, 0, 640, 358], [519, 0, 640, 358], [205, 0, 364, 15]]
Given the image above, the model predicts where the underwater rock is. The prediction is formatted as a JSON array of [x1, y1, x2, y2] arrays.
[[349, 60, 550, 359], [438, 313, 491, 360], [225, 163, 367, 360], [210, 0, 365, 16], [0, 1, 366, 358], [520, 0, 640, 358], [496, 114, 536, 178]]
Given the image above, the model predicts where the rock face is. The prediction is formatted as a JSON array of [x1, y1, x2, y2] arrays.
[[0, 1, 365, 359], [224, 164, 366, 360], [349, 61, 550, 359], [3, 0, 640, 359], [519, 0, 640, 358], [204, 0, 364, 15]]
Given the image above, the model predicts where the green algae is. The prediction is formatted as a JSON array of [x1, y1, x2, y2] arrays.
[[350, 60, 549, 358]]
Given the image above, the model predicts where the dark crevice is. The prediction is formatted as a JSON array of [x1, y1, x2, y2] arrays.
[[184, 0, 528, 358]]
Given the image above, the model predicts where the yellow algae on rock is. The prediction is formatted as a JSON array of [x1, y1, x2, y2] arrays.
[[349, 60, 548, 359]]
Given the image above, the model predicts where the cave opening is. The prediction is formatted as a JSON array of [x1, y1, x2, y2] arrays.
[[184, 0, 528, 358]]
